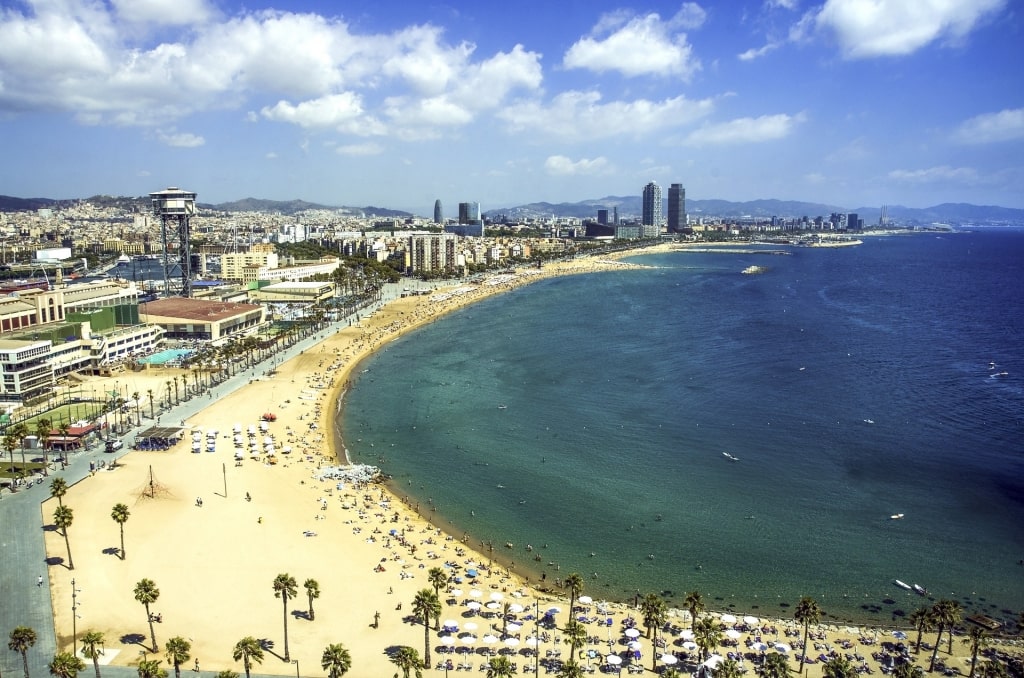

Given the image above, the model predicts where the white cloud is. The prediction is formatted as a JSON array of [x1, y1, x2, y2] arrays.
[[563, 11, 701, 79], [738, 42, 780, 60], [335, 142, 383, 156], [682, 112, 804, 146], [768, 0, 800, 9], [260, 93, 366, 129], [111, 0, 215, 26], [815, 0, 1007, 59], [887, 165, 980, 184], [544, 155, 610, 176], [499, 91, 715, 142], [670, 3, 708, 30], [953, 108, 1024, 144], [155, 128, 205, 147]]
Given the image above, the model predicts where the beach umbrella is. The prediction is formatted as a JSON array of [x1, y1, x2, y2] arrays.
[[682, 641, 698, 651], [721, 614, 738, 624], [469, 589, 483, 598], [524, 637, 539, 648], [605, 655, 622, 666], [466, 568, 479, 577], [774, 643, 791, 653], [508, 603, 525, 614], [726, 629, 742, 639], [466, 601, 481, 611], [451, 588, 463, 597], [460, 634, 477, 646], [464, 622, 478, 631], [751, 642, 769, 652], [483, 634, 499, 645], [504, 637, 520, 648], [704, 655, 725, 670], [679, 629, 695, 640], [624, 628, 641, 638], [547, 606, 561, 614], [507, 622, 521, 632], [744, 616, 760, 625], [439, 636, 455, 646], [485, 601, 500, 610], [628, 641, 642, 651], [661, 654, 679, 665], [443, 620, 459, 630], [490, 592, 504, 601], [578, 595, 593, 605], [892, 631, 908, 640]]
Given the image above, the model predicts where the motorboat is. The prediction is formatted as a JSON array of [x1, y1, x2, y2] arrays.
[[894, 580, 912, 591], [723, 452, 739, 462], [890, 513, 905, 520], [913, 584, 929, 596]]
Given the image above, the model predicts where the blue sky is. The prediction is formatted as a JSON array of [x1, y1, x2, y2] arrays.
[[1, 0, 1022, 214]]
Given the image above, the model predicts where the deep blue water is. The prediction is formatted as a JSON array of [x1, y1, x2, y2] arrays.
[[340, 231, 1024, 626]]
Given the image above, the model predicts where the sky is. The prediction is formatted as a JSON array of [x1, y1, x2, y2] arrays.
[[1, 0, 1022, 215]]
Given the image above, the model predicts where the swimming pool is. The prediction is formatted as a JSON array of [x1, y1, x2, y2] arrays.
[[139, 348, 194, 365]]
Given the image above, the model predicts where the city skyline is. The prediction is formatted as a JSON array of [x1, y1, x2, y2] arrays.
[[1, 0, 1022, 213]]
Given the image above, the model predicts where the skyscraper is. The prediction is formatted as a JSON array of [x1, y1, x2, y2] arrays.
[[668, 183, 686, 232], [458, 202, 481, 224], [642, 181, 662, 227], [433, 199, 443, 224]]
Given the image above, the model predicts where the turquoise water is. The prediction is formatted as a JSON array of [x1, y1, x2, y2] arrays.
[[339, 232, 1024, 626], [139, 348, 194, 365]]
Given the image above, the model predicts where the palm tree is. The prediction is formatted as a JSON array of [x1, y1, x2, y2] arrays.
[[303, 578, 320, 621], [136, 659, 166, 678], [411, 588, 441, 665], [562, 619, 587, 660], [14, 422, 29, 468], [272, 573, 298, 661], [685, 590, 705, 629], [976, 660, 1008, 678], [231, 637, 264, 678], [556, 660, 585, 678], [80, 631, 105, 678], [111, 503, 130, 560], [893, 661, 925, 678], [718, 658, 744, 678], [164, 637, 191, 678], [486, 656, 514, 678], [49, 477, 68, 507], [761, 652, 792, 678], [214, 672, 238, 678], [693, 615, 725, 662], [48, 651, 85, 678], [963, 627, 990, 678], [132, 392, 142, 426], [56, 423, 70, 469], [426, 567, 448, 599], [942, 601, 963, 654], [794, 596, 821, 674], [134, 578, 160, 652], [9, 626, 37, 678], [54, 504, 75, 569], [822, 656, 858, 678], [928, 600, 961, 672], [640, 592, 667, 671], [563, 573, 584, 613], [388, 646, 423, 678], [147, 390, 154, 419], [6, 432, 21, 476], [35, 417, 52, 476], [907, 607, 934, 654], [320, 643, 352, 678]]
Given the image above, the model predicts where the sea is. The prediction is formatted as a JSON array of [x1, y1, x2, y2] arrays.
[[340, 230, 1024, 627]]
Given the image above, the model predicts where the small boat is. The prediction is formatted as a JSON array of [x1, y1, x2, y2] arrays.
[[890, 513, 904, 520], [913, 584, 929, 596], [497, 404, 507, 410], [723, 452, 739, 462], [894, 580, 912, 591], [864, 419, 875, 424]]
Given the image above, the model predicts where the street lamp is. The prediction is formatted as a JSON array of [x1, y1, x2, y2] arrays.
[[71, 578, 82, 655], [291, 659, 299, 678]]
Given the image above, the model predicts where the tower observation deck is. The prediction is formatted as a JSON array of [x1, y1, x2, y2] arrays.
[[149, 187, 196, 297]]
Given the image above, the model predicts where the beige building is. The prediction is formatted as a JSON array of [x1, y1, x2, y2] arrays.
[[139, 298, 266, 343], [221, 252, 279, 281]]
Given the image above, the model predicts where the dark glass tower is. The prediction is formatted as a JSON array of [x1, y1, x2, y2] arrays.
[[668, 183, 686, 232], [433, 199, 443, 224], [642, 181, 662, 227]]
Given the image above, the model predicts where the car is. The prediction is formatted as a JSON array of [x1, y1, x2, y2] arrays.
[[104, 440, 123, 452]]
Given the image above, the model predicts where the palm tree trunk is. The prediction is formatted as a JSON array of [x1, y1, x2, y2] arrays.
[[145, 604, 157, 652], [801, 623, 810, 674], [424, 623, 431, 666], [22, 649, 30, 678], [929, 626, 943, 672], [93, 656, 101, 678], [119, 525, 126, 560], [243, 658, 250, 678], [282, 596, 290, 661], [63, 531, 74, 570]]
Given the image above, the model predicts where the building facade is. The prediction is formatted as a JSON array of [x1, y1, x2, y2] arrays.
[[433, 200, 443, 224], [668, 183, 686, 232], [642, 182, 662, 227]]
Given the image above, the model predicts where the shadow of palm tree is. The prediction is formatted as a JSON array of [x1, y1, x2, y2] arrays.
[[102, 547, 120, 557], [120, 633, 147, 646], [45, 556, 64, 566]]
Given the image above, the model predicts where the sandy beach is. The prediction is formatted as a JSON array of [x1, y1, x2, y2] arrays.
[[42, 248, 1006, 677]]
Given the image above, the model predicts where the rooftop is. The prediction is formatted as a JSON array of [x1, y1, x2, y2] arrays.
[[140, 297, 261, 321]]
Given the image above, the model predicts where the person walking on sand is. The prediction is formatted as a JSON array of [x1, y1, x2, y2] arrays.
[[37, 575, 43, 586], [194, 659, 199, 672]]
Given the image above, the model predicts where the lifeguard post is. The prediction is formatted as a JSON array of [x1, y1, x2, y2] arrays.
[[150, 187, 196, 297]]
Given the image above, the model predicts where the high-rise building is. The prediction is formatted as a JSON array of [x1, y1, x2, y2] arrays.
[[433, 199, 443, 224], [458, 202, 481, 224], [847, 213, 860, 230], [597, 209, 609, 225], [642, 181, 662, 227], [668, 183, 686, 232]]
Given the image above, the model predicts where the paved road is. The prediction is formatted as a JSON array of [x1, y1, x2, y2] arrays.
[[0, 285, 401, 678]]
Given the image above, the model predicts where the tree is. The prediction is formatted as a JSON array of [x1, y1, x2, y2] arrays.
[[49, 477, 68, 506], [321, 643, 352, 678], [14, 422, 29, 468], [9, 626, 37, 678], [685, 590, 705, 629], [426, 567, 448, 599], [893, 661, 926, 678], [132, 392, 142, 427], [928, 600, 961, 672], [563, 573, 584, 614], [486, 656, 514, 678], [136, 659, 166, 678], [639, 593, 667, 671], [134, 579, 160, 652], [80, 631, 105, 678], [54, 504, 75, 570], [941, 601, 963, 654], [231, 637, 264, 678], [562, 619, 587, 660], [693, 615, 725, 662], [555, 660, 584, 678], [822, 656, 858, 678], [411, 588, 441, 665], [35, 417, 52, 476], [214, 672, 238, 678], [794, 596, 821, 674], [5, 432, 19, 476], [48, 652, 85, 678], [907, 607, 934, 654], [303, 578, 320, 621], [761, 652, 792, 678], [164, 637, 191, 678], [272, 573, 298, 661], [57, 424, 70, 468], [147, 390, 154, 419], [388, 646, 423, 678], [718, 658, 744, 678], [976, 660, 1008, 678], [111, 504, 130, 560], [963, 627, 990, 678]]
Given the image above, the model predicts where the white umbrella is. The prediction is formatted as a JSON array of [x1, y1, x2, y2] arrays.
[[443, 620, 459, 630], [466, 601, 481, 611], [450, 588, 463, 597], [721, 613, 738, 624], [464, 622, 478, 631], [606, 655, 622, 665], [682, 641, 698, 651], [507, 622, 521, 632], [469, 589, 483, 598], [485, 601, 500, 610], [661, 654, 679, 665], [892, 631, 908, 640], [624, 628, 641, 638], [743, 616, 761, 625], [679, 629, 695, 640], [483, 634, 499, 645], [508, 603, 524, 614], [704, 654, 725, 669], [726, 629, 742, 639], [439, 636, 455, 646], [774, 643, 791, 653], [524, 637, 539, 648], [490, 592, 504, 602], [578, 595, 593, 605], [627, 641, 642, 651], [504, 637, 520, 648], [751, 642, 769, 652], [460, 634, 477, 646], [547, 606, 561, 615]]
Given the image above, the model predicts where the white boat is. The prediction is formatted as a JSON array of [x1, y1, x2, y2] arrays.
[[913, 584, 929, 596], [723, 452, 739, 461], [894, 580, 912, 591], [890, 513, 904, 520]]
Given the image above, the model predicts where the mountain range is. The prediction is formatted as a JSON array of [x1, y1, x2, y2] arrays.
[[1, 194, 1021, 226]]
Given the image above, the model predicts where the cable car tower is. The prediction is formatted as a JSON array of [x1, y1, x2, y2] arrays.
[[149, 187, 196, 297]]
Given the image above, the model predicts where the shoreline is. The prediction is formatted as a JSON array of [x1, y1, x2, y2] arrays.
[[42, 242, 1015, 676]]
